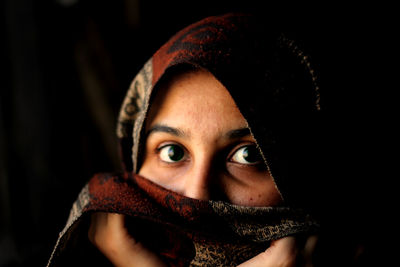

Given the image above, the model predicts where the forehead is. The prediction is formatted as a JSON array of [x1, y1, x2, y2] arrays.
[[145, 68, 248, 134]]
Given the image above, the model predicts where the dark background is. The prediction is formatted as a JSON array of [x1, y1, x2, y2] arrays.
[[0, 0, 395, 266]]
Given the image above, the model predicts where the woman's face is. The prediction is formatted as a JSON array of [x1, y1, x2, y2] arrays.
[[138, 69, 282, 207]]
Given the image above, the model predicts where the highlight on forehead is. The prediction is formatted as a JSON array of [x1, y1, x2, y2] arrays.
[[152, 64, 201, 96], [147, 61, 256, 124], [144, 64, 251, 143]]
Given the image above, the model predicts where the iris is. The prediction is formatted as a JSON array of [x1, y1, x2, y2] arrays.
[[159, 144, 185, 162]]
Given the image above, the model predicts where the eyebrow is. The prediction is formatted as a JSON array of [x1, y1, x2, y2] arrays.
[[146, 124, 188, 138], [225, 127, 251, 139], [146, 124, 251, 140]]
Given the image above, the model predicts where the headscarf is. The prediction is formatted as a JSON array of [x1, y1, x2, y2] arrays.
[[47, 13, 321, 267]]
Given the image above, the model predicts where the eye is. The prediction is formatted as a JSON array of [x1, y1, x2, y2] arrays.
[[158, 144, 186, 163], [230, 145, 262, 165]]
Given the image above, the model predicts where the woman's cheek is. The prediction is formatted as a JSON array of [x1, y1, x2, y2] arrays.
[[226, 163, 269, 185], [224, 165, 281, 206], [139, 157, 187, 189]]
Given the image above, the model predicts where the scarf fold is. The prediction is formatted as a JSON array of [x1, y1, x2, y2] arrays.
[[48, 13, 322, 267], [47, 173, 318, 267]]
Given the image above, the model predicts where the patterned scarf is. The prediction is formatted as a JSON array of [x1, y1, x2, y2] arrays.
[[47, 13, 321, 266]]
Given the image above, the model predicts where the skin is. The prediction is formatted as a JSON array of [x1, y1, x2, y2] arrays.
[[89, 69, 299, 266], [139, 68, 282, 206]]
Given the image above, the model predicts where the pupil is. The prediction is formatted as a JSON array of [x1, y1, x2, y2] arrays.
[[243, 146, 259, 163], [168, 146, 184, 161]]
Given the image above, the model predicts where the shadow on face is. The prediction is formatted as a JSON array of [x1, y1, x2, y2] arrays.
[[138, 67, 282, 207]]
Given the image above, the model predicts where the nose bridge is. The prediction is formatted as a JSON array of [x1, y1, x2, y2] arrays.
[[183, 153, 214, 200]]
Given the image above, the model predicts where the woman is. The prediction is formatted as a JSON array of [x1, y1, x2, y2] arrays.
[[47, 13, 321, 266]]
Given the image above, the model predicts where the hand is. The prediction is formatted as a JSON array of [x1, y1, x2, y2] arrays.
[[238, 235, 318, 267], [88, 212, 317, 267], [88, 212, 167, 267]]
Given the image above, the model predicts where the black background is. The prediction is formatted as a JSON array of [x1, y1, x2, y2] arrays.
[[0, 1, 395, 266]]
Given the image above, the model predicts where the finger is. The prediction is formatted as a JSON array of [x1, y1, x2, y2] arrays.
[[88, 212, 167, 267], [238, 236, 298, 267], [303, 235, 318, 266], [304, 235, 318, 256], [88, 212, 108, 245], [88, 213, 127, 259], [107, 214, 167, 267]]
